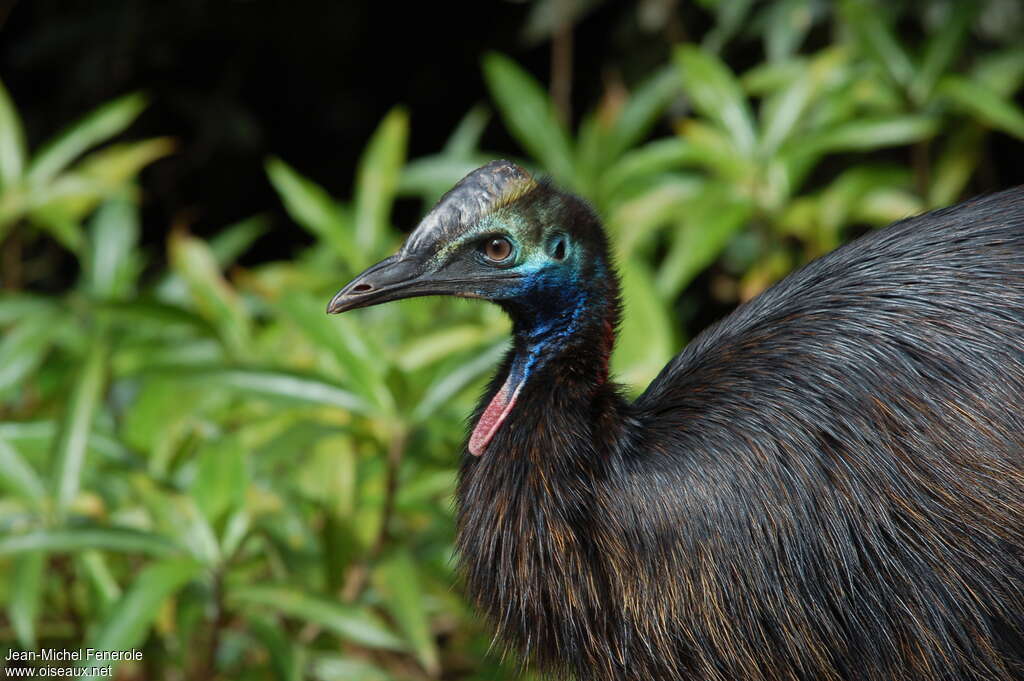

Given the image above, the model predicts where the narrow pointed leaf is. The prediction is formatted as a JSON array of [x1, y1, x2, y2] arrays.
[[412, 340, 508, 422], [209, 215, 269, 266], [912, 4, 974, 104], [939, 76, 1024, 140], [28, 92, 147, 183], [169, 231, 251, 356], [231, 585, 406, 651], [52, 334, 107, 519], [354, 107, 407, 252], [88, 558, 200, 661], [0, 527, 179, 556], [675, 46, 757, 156], [87, 198, 139, 299], [0, 78, 26, 189], [606, 64, 679, 160], [159, 366, 370, 414], [0, 312, 59, 397], [266, 156, 358, 268], [8, 551, 45, 648], [840, 0, 914, 88], [0, 438, 46, 504], [483, 52, 574, 182], [374, 550, 440, 675]]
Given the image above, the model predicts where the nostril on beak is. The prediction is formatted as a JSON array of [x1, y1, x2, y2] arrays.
[[352, 283, 372, 293]]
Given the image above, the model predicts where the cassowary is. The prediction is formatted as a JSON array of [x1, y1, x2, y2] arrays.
[[328, 161, 1024, 681]]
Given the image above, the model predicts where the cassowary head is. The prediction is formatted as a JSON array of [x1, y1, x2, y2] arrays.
[[327, 160, 615, 322]]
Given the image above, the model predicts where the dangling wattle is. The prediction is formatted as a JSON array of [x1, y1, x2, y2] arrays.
[[468, 371, 522, 455]]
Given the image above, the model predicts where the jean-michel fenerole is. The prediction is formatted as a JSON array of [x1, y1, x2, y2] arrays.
[[5, 649, 143, 662]]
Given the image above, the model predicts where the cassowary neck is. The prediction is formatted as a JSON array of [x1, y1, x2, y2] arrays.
[[504, 285, 616, 388], [457, 274, 627, 676]]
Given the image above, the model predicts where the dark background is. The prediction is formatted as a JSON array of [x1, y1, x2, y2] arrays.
[[3, 1, 1023, 266], [0, 1, 700, 264]]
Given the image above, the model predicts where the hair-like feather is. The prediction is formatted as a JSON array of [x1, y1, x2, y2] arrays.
[[456, 186, 1024, 681]]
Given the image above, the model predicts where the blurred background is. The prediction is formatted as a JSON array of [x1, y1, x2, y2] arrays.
[[2, 0, 1024, 679]]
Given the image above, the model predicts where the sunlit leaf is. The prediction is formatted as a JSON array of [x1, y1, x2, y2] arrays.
[[412, 341, 508, 422], [266, 156, 358, 268], [354, 107, 407, 253], [374, 550, 440, 675], [483, 52, 575, 183], [170, 231, 251, 357], [27, 92, 147, 184], [231, 585, 406, 651], [192, 434, 249, 524], [88, 558, 200, 663], [0, 78, 26, 189], [0, 437, 45, 508], [158, 365, 370, 414], [912, 3, 974, 104], [0, 527, 179, 557], [52, 334, 107, 520], [939, 75, 1024, 140], [86, 198, 140, 299], [675, 45, 757, 156], [840, 0, 914, 88], [8, 551, 45, 648]]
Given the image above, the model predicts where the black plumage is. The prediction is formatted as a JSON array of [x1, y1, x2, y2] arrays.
[[330, 162, 1024, 681]]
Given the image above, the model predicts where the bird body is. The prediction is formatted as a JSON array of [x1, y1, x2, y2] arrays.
[[330, 162, 1024, 681]]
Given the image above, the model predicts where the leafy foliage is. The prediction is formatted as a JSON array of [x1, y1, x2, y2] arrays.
[[1, 2, 1023, 678]]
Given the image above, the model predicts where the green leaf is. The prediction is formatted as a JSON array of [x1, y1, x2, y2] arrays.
[[265, 156, 358, 268], [281, 292, 393, 414], [929, 124, 984, 207], [248, 615, 302, 681], [970, 48, 1024, 99], [79, 550, 122, 611], [374, 550, 440, 675], [763, 0, 816, 63], [192, 434, 249, 524], [606, 64, 679, 161], [209, 215, 269, 266], [483, 52, 575, 182], [0, 527, 179, 557], [939, 75, 1024, 140], [86, 198, 140, 299], [169, 231, 251, 357], [88, 558, 200, 662], [52, 333, 107, 519], [840, 0, 914, 88], [675, 45, 757, 156], [614, 258, 675, 392], [782, 115, 938, 158], [27, 92, 147, 184], [74, 136, 175, 189], [311, 655, 395, 681], [442, 105, 490, 157], [8, 551, 45, 648], [0, 311, 59, 397], [912, 3, 974, 104], [655, 190, 755, 300], [0, 437, 46, 505], [231, 585, 407, 651], [160, 366, 370, 414], [354, 107, 407, 253], [412, 340, 508, 422], [0, 78, 26, 189]]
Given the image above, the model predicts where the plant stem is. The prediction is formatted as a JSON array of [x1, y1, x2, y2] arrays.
[[550, 0, 574, 126]]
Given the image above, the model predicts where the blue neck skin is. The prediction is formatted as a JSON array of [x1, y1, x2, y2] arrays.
[[502, 266, 592, 389]]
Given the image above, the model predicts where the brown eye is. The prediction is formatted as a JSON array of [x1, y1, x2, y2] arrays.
[[483, 237, 512, 262]]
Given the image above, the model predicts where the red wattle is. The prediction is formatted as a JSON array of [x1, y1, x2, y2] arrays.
[[469, 375, 522, 456]]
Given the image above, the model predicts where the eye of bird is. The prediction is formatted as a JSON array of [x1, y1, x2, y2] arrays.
[[483, 236, 513, 262]]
